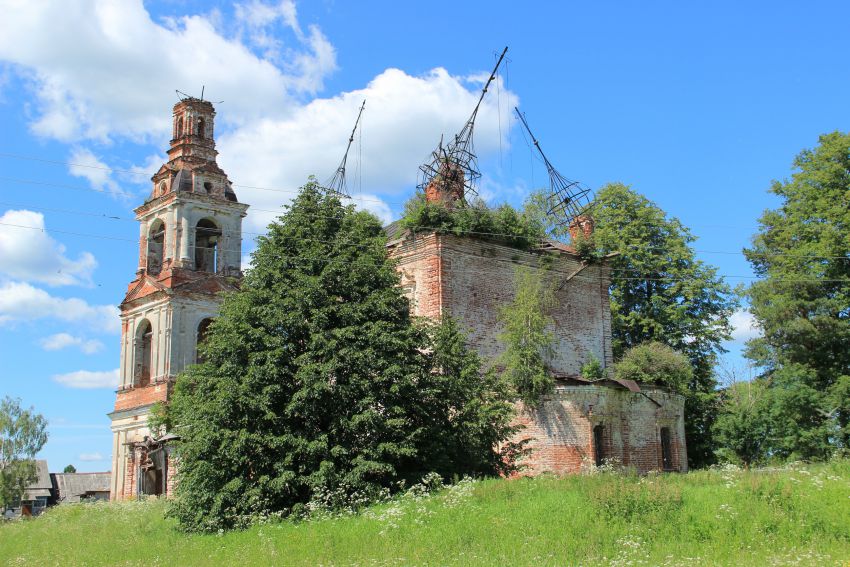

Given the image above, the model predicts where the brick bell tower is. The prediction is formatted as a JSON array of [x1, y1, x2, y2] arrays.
[[108, 98, 248, 500]]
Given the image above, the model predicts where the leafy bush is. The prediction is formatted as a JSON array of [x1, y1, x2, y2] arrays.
[[498, 268, 556, 407], [580, 355, 604, 381], [401, 192, 545, 249], [614, 341, 693, 393], [712, 378, 773, 467]]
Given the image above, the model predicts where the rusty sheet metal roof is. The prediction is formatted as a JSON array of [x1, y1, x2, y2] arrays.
[[612, 378, 641, 392]]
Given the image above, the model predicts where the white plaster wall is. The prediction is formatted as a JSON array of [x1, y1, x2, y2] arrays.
[[119, 296, 222, 389]]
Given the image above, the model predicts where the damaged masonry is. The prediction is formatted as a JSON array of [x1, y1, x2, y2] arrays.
[[109, 94, 686, 500]]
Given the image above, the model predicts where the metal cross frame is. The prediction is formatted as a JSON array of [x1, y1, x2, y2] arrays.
[[514, 107, 594, 228], [324, 100, 366, 198], [417, 47, 508, 202]]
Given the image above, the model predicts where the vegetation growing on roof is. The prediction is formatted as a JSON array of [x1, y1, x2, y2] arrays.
[[614, 342, 693, 394], [400, 192, 546, 250], [526, 183, 738, 469]]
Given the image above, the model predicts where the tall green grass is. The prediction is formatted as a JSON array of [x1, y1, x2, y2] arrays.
[[1, 460, 848, 566]]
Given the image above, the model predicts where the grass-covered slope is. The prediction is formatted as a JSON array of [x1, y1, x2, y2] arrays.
[[2, 461, 849, 566]]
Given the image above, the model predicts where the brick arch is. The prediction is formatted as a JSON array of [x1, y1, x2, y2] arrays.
[[134, 319, 154, 387], [147, 219, 165, 275], [195, 317, 214, 364]]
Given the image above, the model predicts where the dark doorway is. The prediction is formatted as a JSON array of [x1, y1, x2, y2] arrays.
[[661, 427, 673, 470], [593, 425, 604, 467]]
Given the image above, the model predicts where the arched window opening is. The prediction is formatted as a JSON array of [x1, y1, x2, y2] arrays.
[[203, 182, 212, 194], [593, 425, 604, 467], [147, 220, 165, 275], [157, 181, 167, 197], [197, 117, 205, 138], [660, 427, 673, 471], [196, 318, 214, 363], [135, 320, 153, 387], [177, 117, 184, 138], [195, 218, 221, 273]]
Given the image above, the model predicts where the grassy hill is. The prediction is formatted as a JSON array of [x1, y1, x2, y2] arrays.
[[1, 460, 848, 566]]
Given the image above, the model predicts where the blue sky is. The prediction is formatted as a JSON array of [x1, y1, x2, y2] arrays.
[[0, 1, 848, 472]]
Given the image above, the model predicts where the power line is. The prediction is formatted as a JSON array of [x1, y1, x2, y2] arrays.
[[0, 152, 396, 205], [2, 196, 848, 262], [2, 221, 849, 284]]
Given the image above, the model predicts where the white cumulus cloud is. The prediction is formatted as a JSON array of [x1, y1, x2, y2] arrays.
[[39, 332, 104, 354], [78, 452, 106, 461], [53, 368, 119, 389], [729, 309, 760, 342], [67, 148, 127, 198], [0, 0, 519, 234], [0, 210, 97, 286], [219, 68, 517, 231], [0, 0, 334, 143], [0, 281, 119, 333]]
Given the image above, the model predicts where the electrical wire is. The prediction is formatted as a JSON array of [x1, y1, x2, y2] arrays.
[[2, 221, 849, 285], [1, 196, 847, 262]]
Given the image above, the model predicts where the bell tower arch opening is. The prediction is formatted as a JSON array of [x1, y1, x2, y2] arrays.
[[196, 318, 214, 363], [134, 320, 153, 387], [147, 220, 165, 275], [195, 218, 221, 273]]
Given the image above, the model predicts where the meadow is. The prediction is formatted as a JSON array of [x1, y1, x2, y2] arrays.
[[1, 460, 848, 566]]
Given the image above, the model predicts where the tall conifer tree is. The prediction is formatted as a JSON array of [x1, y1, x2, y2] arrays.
[[744, 131, 850, 459], [167, 181, 514, 531]]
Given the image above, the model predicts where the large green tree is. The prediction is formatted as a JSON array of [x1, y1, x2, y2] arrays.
[[526, 183, 738, 467], [167, 181, 515, 531], [0, 396, 48, 512], [744, 131, 850, 460]]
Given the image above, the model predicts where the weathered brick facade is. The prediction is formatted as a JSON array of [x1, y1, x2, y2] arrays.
[[387, 228, 687, 474]]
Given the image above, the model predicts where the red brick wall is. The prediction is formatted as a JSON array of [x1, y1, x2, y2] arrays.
[[390, 233, 614, 374], [389, 233, 687, 475], [123, 450, 137, 499], [114, 383, 170, 412], [392, 233, 444, 319], [512, 386, 687, 474]]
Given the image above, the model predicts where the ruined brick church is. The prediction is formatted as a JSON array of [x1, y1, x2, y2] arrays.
[[109, 100, 686, 500]]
